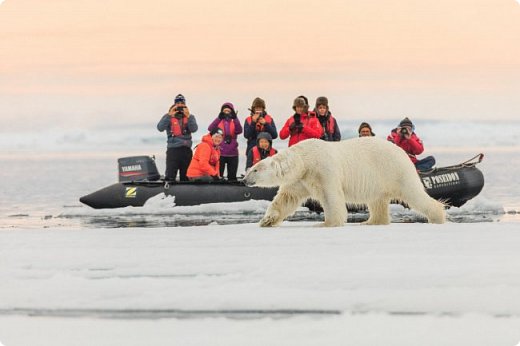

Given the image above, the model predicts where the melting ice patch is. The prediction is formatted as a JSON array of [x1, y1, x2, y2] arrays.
[[57, 194, 282, 228]]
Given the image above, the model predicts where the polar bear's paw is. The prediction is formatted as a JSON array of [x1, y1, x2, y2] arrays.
[[259, 213, 281, 227]]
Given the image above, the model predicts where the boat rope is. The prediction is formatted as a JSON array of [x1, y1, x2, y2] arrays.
[[461, 153, 484, 166]]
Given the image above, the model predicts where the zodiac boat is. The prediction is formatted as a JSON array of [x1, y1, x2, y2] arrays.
[[79, 154, 485, 209]]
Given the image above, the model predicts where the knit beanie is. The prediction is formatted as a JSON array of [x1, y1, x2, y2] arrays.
[[174, 94, 186, 104], [399, 117, 414, 128], [256, 132, 273, 146], [210, 127, 224, 137]]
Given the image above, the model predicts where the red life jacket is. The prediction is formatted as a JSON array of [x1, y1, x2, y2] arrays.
[[251, 146, 276, 166], [322, 115, 336, 136], [170, 117, 188, 137], [246, 114, 273, 132], [218, 120, 236, 138]]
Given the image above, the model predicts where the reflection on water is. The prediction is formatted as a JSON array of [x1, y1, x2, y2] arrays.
[[52, 209, 517, 229]]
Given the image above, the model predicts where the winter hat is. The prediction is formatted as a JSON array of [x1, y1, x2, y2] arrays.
[[297, 95, 310, 112], [315, 96, 329, 109], [174, 94, 186, 104], [297, 95, 309, 106], [399, 117, 414, 129], [256, 132, 273, 145], [358, 122, 375, 136], [292, 97, 306, 111], [221, 102, 235, 112], [210, 127, 224, 137], [251, 97, 266, 110]]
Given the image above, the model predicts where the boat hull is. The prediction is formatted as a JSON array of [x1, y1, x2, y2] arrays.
[[80, 181, 278, 209], [80, 164, 484, 210]]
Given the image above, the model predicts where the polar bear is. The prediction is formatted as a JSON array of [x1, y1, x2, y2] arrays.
[[243, 137, 445, 227]]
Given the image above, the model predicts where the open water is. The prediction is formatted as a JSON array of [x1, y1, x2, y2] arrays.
[[1, 119, 519, 229]]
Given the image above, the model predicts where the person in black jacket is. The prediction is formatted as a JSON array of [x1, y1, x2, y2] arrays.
[[243, 97, 278, 155], [246, 132, 277, 170], [314, 96, 341, 141], [157, 94, 198, 181]]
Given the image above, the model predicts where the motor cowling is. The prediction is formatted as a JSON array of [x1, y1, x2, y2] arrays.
[[118, 156, 160, 182]]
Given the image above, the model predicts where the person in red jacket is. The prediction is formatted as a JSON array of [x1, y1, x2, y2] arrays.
[[387, 117, 435, 171], [187, 128, 223, 181], [279, 97, 322, 147]]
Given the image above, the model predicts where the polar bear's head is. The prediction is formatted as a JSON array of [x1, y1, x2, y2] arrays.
[[244, 150, 305, 187]]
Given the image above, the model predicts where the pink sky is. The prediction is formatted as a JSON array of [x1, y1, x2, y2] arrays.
[[1, 0, 519, 130]]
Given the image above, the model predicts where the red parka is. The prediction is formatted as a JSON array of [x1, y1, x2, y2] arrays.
[[187, 134, 221, 178], [387, 130, 424, 164], [279, 112, 322, 147]]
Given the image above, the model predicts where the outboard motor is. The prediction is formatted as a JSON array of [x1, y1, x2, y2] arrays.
[[118, 156, 160, 182]]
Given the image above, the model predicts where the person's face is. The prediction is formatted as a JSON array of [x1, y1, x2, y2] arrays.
[[212, 135, 223, 145], [359, 127, 372, 137], [317, 105, 327, 116], [258, 138, 270, 150], [295, 106, 304, 114], [222, 108, 232, 115]]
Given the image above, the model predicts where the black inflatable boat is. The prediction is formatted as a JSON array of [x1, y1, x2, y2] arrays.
[[80, 154, 485, 210]]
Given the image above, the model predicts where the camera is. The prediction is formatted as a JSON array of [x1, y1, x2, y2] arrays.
[[175, 106, 185, 117], [400, 127, 409, 138], [294, 114, 301, 124]]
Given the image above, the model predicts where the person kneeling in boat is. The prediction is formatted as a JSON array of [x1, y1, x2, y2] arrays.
[[358, 122, 375, 137], [387, 117, 435, 171], [186, 128, 223, 182], [246, 132, 278, 171]]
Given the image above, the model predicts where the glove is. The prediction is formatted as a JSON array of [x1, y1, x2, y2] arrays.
[[289, 122, 297, 132], [293, 113, 301, 125], [224, 135, 232, 144], [218, 112, 226, 120]]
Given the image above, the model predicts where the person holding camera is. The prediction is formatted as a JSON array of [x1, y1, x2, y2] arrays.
[[279, 97, 322, 147], [207, 102, 243, 181], [387, 117, 435, 171], [243, 97, 278, 155], [186, 128, 223, 181], [314, 96, 341, 142], [157, 94, 198, 181]]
